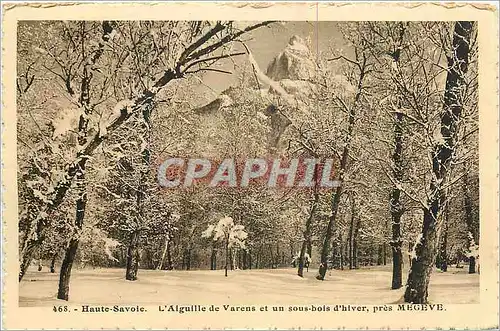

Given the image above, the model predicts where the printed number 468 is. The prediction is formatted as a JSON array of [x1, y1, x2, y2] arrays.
[[53, 306, 68, 312]]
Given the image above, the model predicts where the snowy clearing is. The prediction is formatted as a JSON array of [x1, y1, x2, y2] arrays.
[[19, 265, 479, 306]]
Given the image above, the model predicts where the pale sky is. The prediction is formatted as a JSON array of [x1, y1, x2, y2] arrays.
[[193, 21, 345, 106]]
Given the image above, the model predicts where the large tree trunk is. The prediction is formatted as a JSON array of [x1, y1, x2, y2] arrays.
[[125, 231, 140, 281], [404, 21, 473, 304]]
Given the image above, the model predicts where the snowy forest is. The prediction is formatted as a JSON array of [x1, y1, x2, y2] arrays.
[[17, 21, 479, 305]]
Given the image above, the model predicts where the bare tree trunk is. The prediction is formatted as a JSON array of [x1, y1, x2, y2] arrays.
[[439, 208, 449, 272], [377, 244, 383, 265], [348, 201, 355, 270], [50, 252, 57, 273], [317, 55, 367, 280], [242, 249, 247, 270], [463, 166, 478, 274], [210, 246, 217, 270], [408, 241, 413, 267], [186, 248, 192, 271], [125, 231, 140, 281], [268, 244, 274, 269], [225, 240, 229, 277], [37, 247, 43, 271], [57, 159, 87, 300], [383, 243, 387, 265], [404, 21, 473, 303], [390, 111, 404, 289], [339, 236, 344, 270], [22, 22, 114, 283], [158, 236, 170, 270], [248, 250, 252, 270], [126, 95, 154, 280], [19, 22, 273, 283], [353, 219, 360, 269]]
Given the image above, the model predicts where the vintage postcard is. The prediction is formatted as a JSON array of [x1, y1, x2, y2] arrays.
[[2, 2, 499, 330]]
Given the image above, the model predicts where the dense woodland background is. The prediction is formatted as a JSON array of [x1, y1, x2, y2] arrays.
[[17, 21, 478, 304]]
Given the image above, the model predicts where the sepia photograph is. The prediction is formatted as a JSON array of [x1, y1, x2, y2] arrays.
[[17, 19, 480, 305], [2, 2, 498, 330]]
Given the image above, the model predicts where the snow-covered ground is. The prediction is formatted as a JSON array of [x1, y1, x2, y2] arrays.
[[19, 265, 479, 306]]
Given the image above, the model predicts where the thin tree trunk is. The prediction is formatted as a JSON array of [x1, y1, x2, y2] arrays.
[[339, 236, 344, 270], [158, 236, 170, 270], [268, 244, 274, 269], [166, 240, 173, 270], [57, 160, 87, 300], [377, 244, 383, 265], [248, 249, 252, 270], [210, 246, 217, 270], [463, 166, 478, 274], [408, 241, 413, 267], [50, 252, 57, 273], [225, 240, 229, 277], [404, 21, 473, 303], [37, 247, 43, 271], [439, 208, 449, 272], [238, 249, 242, 269], [186, 248, 192, 271], [331, 239, 338, 269], [125, 230, 140, 281], [388, 23, 406, 290], [348, 198, 355, 270], [390, 111, 404, 289], [229, 249, 233, 270], [21, 22, 115, 283], [276, 244, 280, 268], [298, 183, 319, 277], [383, 243, 387, 265], [353, 219, 360, 269], [317, 55, 366, 280]]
